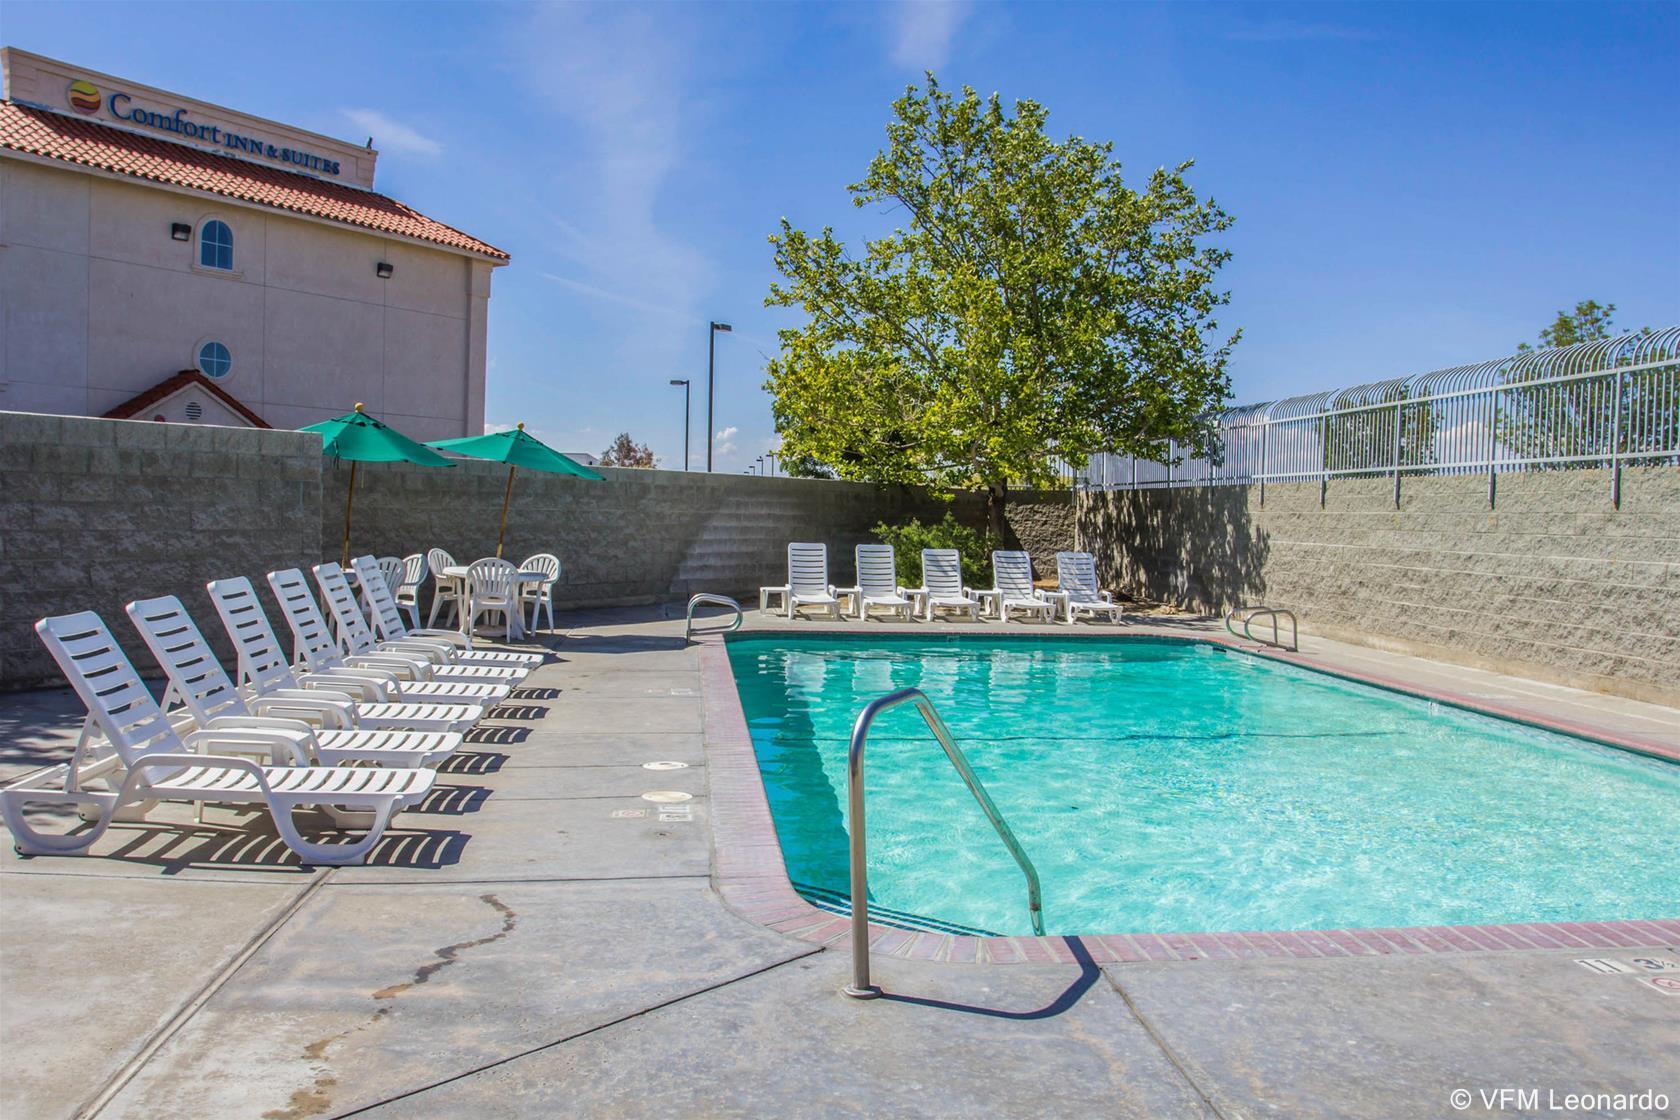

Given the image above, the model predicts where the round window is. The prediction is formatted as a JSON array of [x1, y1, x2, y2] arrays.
[[197, 341, 232, 379]]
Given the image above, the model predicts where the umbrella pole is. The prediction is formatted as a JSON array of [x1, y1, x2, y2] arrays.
[[496, 465, 516, 558], [341, 460, 358, 568]]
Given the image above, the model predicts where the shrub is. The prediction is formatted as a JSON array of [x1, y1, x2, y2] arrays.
[[871, 512, 993, 588]]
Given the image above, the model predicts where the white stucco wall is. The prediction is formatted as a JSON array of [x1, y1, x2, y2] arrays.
[[0, 155, 497, 439]]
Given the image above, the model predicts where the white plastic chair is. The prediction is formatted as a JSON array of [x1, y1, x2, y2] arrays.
[[395, 553, 427, 630], [313, 562, 527, 686], [127, 595, 461, 768], [464, 558, 520, 641], [351, 555, 541, 672], [205, 576, 484, 732], [837, 544, 914, 621], [517, 553, 560, 633], [786, 543, 842, 620], [0, 611, 435, 865], [426, 547, 464, 628], [266, 568, 513, 704], [988, 551, 1055, 623], [918, 549, 981, 621], [1056, 551, 1125, 624]]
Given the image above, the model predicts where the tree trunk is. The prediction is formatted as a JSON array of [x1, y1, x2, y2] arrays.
[[985, 480, 1021, 548]]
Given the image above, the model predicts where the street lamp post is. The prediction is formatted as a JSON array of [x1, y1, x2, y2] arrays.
[[706, 321, 732, 472], [766, 451, 778, 477], [756, 455, 765, 477], [668, 379, 691, 471]]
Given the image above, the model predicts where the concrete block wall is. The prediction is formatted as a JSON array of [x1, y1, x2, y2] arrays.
[[999, 490, 1077, 572], [1, 411, 322, 690], [0, 411, 1076, 688], [1077, 467, 1680, 705], [322, 463, 1075, 610]]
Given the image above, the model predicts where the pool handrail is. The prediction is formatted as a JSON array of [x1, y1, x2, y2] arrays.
[[843, 687, 1045, 998], [685, 593, 743, 641], [1224, 605, 1298, 652]]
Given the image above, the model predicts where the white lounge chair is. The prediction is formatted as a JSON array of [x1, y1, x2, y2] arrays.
[[267, 568, 513, 704], [206, 576, 484, 732], [1055, 551, 1125, 624], [311, 563, 528, 687], [0, 612, 434, 865], [351, 555, 541, 672], [835, 544, 914, 621], [374, 556, 405, 597], [127, 595, 461, 769], [786, 543, 843, 620], [986, 551, 1056, 623], [917, 549, 982, 621]]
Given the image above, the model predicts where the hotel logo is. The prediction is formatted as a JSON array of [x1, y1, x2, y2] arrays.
[[67, 79, 102, 114]]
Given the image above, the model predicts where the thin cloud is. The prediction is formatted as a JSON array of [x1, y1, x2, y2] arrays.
[[341, 108, 444, 156], [1225, 21, 1380, 43], [889, 0, 971, 69], [540, 272, 699, 324], [715, 425, 739, 457], [516, 4, 709, 371]]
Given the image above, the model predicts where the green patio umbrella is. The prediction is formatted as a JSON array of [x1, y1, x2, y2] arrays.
[[428, 423, 604, 557], [302, 403, 453, 566]]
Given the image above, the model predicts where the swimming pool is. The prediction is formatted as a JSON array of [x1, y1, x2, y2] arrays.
[[727, 634, 1679, 938]]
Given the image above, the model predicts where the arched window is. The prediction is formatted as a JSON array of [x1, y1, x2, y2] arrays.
[[199, 219, 233, 270], [197, 340, 232, 379]]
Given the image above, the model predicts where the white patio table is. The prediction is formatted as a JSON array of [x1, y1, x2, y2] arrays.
[[441, 563, 549, 641]]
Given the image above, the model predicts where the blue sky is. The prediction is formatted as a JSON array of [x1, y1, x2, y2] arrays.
[[7, 1, 1677, 470]]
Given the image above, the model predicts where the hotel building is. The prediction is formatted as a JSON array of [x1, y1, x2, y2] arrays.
[[0, 48, 508, 438]]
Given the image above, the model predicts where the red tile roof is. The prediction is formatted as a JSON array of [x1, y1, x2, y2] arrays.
[[102, 369, 272, 428], [0, 100, 508, 260]]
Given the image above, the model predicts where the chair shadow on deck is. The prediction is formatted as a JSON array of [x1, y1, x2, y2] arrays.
[[878, 936, 1102, 1021], [437, 750, 507, 775], [8, 804, 469, 874], [465, 725, 531, 746], [486, 704, 548, 722], [415, 783, 490, 815]]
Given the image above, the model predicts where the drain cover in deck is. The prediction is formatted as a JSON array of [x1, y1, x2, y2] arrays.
[[641, 790, 693, 803], [642, 761, 690, 771]]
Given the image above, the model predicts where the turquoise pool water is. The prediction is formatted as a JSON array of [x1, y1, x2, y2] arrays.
[[727, 635, 1680, 936]]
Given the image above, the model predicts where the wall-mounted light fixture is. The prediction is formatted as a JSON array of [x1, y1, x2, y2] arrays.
[[170, 222, 192, 241], [375, 261, 394, 278]]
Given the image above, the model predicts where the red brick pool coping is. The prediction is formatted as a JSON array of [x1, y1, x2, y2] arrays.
[[700, 630, 1679, 965]]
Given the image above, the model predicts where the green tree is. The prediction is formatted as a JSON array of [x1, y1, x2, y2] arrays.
[[777, 453, 836, 480], [1501, 301, 1657, 464], [765, 76, 1237, 537], [1516, 299, 1621, 353], [599, 432, 656, 468]]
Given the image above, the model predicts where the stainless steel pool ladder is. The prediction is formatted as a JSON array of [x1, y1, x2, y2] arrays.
[[843, 687, 1044, 999], [684, 593, 743, 641], [1224, 605, 1298, 651]]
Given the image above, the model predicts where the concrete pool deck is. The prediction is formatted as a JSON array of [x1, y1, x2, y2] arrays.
[[1, 606, 1676, 1119]]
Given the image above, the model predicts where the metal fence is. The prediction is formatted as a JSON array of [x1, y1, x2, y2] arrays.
[[1080, 326, 1679, 506]]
